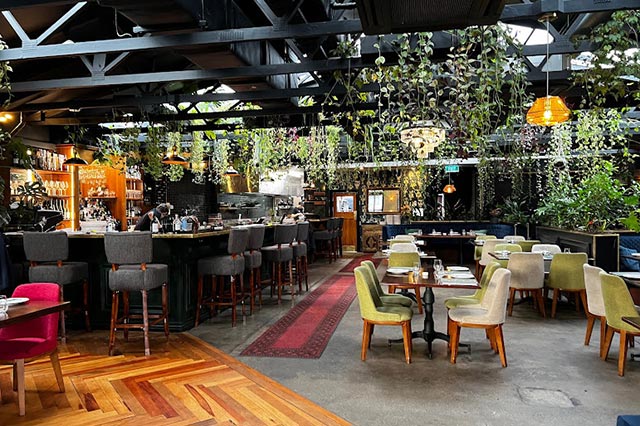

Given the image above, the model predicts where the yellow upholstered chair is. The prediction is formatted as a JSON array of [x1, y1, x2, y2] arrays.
[[445, 261, 502, 310], [600, 272, 640, 376], [447, 268, 512, 367], [583, 264, 607, 358], [506, 252, 545, 317], [354, 266, 413, 364], [387, 251, 422, 313], [474, 235, 497, 277], [516, 240, 541, 252], [546, 253, 588, 318], [493, 243, 523, 268], [389, 242, 418, 252], [479, 239, 506, 275], [361, 260, 413, 308]]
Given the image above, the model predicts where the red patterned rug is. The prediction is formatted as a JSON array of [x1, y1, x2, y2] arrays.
[[240, 275, 356, 359], [338, 253, 382, 273]]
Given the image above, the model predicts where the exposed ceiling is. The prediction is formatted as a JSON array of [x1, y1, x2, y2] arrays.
[[0, 0, 638, 136]]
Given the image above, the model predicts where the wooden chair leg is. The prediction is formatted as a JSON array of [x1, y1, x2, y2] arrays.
[[508, 288, 516, 316], [402, 321, 412, 364], [551, 288, 559, 318], [123, 291, 130, 342], [361, 320, 371, 361], [195, 274, 204, 326], [82, 278, 91, 332], [141, 289, 150, 356], [230, 276, 237, 327], [619, 329, 628, 377], [599, 317, 607, 359], [579, 290, 588, 317], [50, 348, 65, 392], [536, 289, 546, 318], [256, 266, 263, 307], [415, 288, 423, 314], [495, 325, 508, 368], [450, 323, 461, 364], [303, 255, 309, 291], [585, 313, 596, 346], [59, 286, 66, 344], [603, 326, 615, 361], [108, 291, 119, 356], [162, 283, 170, 339], [288, 260, 295, 302], [16, 359, 25, 416]]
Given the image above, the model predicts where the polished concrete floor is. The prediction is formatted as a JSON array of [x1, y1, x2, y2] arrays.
[[190, 254, 640, 426]]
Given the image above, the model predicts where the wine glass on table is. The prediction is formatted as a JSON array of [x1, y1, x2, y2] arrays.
[[433, 259, 444, 281], [413, 261, 421, 283]]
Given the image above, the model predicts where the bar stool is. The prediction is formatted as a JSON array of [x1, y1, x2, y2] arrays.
[[313, 218, 336, 263], [293, 221, 310, 292], [262, 224, 297, 303], [196, 227, 249, 326], [23, 231, 90, 342], [104, 232, 169, 356], [244, 224, 265, 311]]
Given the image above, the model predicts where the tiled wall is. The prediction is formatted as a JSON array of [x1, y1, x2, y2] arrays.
[[165, 172, 217, 220]]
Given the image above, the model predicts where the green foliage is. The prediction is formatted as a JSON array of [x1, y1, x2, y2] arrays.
[[144, 125, 165, 180]]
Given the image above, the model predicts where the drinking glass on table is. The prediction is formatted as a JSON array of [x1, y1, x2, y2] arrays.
[[0, 295, 7, 314], [413, 262, 421, 282], [433, 259, 444, 280]]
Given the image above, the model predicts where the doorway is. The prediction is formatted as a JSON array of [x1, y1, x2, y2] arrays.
[[333, 192, 357, 252]]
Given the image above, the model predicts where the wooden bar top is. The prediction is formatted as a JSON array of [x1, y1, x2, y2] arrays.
[[66, 230, 231, 239]]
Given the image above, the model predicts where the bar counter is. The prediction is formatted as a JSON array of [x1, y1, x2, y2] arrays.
[[8, 229, 233, 331]]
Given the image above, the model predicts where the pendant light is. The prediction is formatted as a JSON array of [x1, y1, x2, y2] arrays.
[[526, 14, 571, 126], [443, 173, 456, 194], [161, 145, 188, 165], [63, 145, 88, 167]]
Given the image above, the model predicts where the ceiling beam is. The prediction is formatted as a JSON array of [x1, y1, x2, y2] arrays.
[[499, 0, 640, 22], [0, 19, 363, 62]]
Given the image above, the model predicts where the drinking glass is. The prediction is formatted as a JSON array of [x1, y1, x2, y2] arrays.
[[0, 295, 7, 314], [413, 262, 421, 281], [433, 259, 444, 280]]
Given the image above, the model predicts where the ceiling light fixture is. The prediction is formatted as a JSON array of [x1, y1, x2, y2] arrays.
[[63, 146, 88, 167], [443, 171, 456, 194], [526, 14, 571, 126], [400, 123, 445, 158], [161, 145, 188, 165], [224, 165, 240, 176]]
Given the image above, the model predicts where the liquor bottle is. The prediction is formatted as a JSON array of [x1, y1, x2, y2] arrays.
[[173, 214, 181, 233], [151, 217, 160, 234]]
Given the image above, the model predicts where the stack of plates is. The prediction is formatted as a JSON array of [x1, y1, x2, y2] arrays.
[[387, 268, 411, 276], [447, 266, 469, 272]]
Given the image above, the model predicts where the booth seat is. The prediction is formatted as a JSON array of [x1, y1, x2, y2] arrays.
[[619, 234, 640, 271], [383, 223, 519, 241]]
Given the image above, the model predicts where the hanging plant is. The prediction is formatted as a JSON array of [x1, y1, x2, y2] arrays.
[[144, 124, 165, 180], [190, 130, 206, 184]]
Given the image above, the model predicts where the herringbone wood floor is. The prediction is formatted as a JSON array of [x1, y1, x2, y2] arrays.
[[0, 331, 350, 425]]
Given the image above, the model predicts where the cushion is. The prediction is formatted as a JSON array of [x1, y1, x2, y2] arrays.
[[108, 264, 168, 291], [620, 246, 640, 272]]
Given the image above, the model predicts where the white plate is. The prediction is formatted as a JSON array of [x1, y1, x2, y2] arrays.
[[447, 266, 469, 271], [6, 297, 29, 306], [445, 273, 475, 279], [386, 268, 410, 275]]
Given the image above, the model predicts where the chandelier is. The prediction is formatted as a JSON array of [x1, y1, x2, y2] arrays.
[[400, 125, 445, 159]]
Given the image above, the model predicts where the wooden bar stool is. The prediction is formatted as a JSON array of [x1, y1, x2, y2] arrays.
[[104, 232, 169, 356], [196, 227, 249, 326], [262, 224, 297, 303]]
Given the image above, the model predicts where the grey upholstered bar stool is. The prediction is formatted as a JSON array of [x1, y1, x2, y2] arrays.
[[313, 218, 336, 263], [23, 231, 90, 341], [293, 221, 310, 292], [196, 227, 249, 327], [244, 224, 266, 312], [262, 223, 297, 303], [104, 232, 169, 356]]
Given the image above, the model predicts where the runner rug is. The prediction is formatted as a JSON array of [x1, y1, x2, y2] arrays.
[[240, 274, 356, 359], [338, 253, 382, 273]]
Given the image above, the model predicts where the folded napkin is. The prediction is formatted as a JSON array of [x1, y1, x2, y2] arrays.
[[440, 278, 477, 286]]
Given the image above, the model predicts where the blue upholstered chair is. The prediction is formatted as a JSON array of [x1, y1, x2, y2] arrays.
[[23, 231, 90, 341], [196, 227, 249, 326], [104, 232, 169, 356]]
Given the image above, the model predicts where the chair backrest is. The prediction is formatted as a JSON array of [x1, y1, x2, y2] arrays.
[[478, 268, 511, 324], [245, 224, 266, 251], [474, 262, 503, 301], [507, 252, 544, 290], [391, 235, 415, 243], [326, 218, 337, 231], [273, 223, 298, 245], [516, 240, 541, 252], [476, 235, 497, 242], [23, 231, 68, 262], [474, 235, 497, 260], [354, 266, 383, 319], [480, 239, 506, 266], [390, 242, 418, 253], [361, 260, 383, 298], [296, 222, 310, 242], [335, 217, 344, 231], [531, 244, 562, 254], [388, 251, 420, 268], [228, 227, 249, 255], [600, 272, 640, 330], [583, 264, 606, 317], [494, 243, 523, 253], [504, 235, 525, 242], [0, 283, 60, 349], [547, 253, 588, 290], [105, 232, 153, 265]]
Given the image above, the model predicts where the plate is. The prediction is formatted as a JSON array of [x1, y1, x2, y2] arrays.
[[6, 297, 29, 306], [445, 273, 475, 279], [447, 266, 469, 271], [386, 268, 410, 275]]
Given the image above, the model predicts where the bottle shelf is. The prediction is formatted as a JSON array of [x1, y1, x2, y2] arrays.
[[84, 196, 117, 200], [33, 169, 70, 175], [126, 197, 144, 201]]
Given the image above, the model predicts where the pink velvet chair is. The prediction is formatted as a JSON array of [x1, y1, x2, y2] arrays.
[[0, 283, 65, 416]]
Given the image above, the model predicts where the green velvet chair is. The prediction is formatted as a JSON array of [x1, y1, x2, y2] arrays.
[[600, 273, 640, 376], [516, 240, 541, 252], [354, 266, 413, 364], [474, 235, 497, 277], [493, 243, 523, 268], [445, 261, 502, 310], [361, 260, 413, 308], [387, 251, 423, 313], [545, 253, 588, 318]]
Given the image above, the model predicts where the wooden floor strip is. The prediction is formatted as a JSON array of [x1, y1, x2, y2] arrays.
[[0, 331, 350, 425]]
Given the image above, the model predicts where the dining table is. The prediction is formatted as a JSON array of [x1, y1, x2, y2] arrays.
[[382, 266, 479, 358], [0, 300, 70, 328]]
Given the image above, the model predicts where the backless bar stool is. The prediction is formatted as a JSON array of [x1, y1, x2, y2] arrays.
[[104, 232, 169, 356], [244, 224, 266, 312], [196, 227, 249, 326], [293, 221, 310, 292], [262, 224, 297, 303], [23, 231, 90, 342]]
